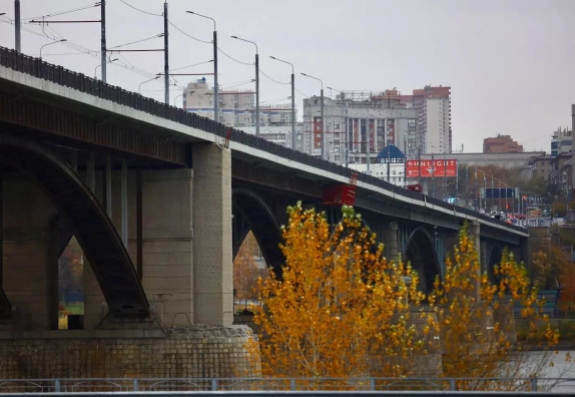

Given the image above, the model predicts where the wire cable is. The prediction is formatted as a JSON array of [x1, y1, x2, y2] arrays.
[[260, 69, 290, 85], [295, 88, 310, 97], [168, 20, 211, 44], [117, 0, 161, 17], [107, 34, 164, 50], [12, 3, 101, 22], [217, 47, 252, 66]]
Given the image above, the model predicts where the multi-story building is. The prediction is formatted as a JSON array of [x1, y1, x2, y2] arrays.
[[551, 127, 572, 157], [302, 94, 417, 165], [182, 78, 295, 127], [406, 86, 452, 155], [530, 155, 554, 182], [301, 86, 451, 165], [235, 123, 304, 150], [483, 135, 523, 153]]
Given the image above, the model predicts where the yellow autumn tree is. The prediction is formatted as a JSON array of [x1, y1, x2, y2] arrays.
[[251, 203, 431, 380], [431, 225, 562, 391]]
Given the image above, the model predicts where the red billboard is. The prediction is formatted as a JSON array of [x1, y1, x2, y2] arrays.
[[406, 159, 457, 178]]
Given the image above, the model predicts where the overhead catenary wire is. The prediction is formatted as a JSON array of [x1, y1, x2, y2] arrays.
[[217, 47, 252, 66], [117, 0, 161, 17], [107, 34, 164, 50], [1, 2, 102, 22], [168, 20, 211, 44], [260, 69, 290, 85], [0, 17, 161, 80]]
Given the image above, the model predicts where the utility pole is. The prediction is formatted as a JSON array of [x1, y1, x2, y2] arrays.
[[431, 152, 435, 199], [367, 119, 372, 174], [456, 162, 459, 205], [344, 100, 348, 167], [163, 1, 169, 105], [100, 0, 106, 82], [14, 0, 21, 53], [403, 137, 407, 188], [387, 141, 391, 182], [417, 147, 421, 187], [443, 156, 448, 201]]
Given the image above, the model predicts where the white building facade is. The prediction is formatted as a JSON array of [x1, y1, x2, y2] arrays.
[[348, 161, 407, 187], [302, 96, 418, 165]]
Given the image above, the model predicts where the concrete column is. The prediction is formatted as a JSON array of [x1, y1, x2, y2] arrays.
[[385, 221, 400, 262], [131, 169, 193, 327], [3, 173, 58, 330], [192, 144, 233, 326]]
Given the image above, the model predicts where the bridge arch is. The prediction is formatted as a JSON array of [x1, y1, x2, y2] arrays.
[[232, 188, 284, 275], [404, 227, 441, 294], [0, 135, 149, 317]]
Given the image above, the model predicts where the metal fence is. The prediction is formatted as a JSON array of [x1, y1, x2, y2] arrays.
[[0, 46, 523, 234], [0, 377, 573, 393]]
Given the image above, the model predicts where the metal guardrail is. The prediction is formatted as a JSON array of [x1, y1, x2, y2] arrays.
[[0, 46, 524, 234], [0, 377, 573, 393]]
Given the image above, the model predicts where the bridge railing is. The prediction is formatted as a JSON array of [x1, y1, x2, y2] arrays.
[[0, 46, 524, 234], [0, 377, 571, 393]]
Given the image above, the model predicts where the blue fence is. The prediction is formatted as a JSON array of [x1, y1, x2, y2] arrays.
[[0, 46, 524, 234]]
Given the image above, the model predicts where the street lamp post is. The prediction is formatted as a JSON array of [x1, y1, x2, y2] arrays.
[[270, 56, 295, 149], [301, 73, 324, 159], [139, 76, 161, 94], [231, 36, 259, 137], [39, 39, 66, 60], [95, 57, 118, 79], [187, 11, 218, 123]]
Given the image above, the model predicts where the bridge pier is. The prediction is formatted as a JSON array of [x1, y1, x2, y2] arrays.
[[2, 173, 59, 330], [384, 221, 400, 262], [192, 144, 233, 327]]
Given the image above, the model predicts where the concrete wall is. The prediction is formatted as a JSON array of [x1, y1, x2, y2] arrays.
[[0, 328, 259, 380]]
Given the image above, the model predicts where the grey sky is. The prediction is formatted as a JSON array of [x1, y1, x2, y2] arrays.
[[1, 0, 573, 153]]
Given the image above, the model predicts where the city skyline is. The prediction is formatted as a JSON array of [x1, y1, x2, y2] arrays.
[[0, 0, 573, 153]]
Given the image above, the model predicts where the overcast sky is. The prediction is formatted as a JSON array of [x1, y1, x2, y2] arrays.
[[1, 0, 574, 153]]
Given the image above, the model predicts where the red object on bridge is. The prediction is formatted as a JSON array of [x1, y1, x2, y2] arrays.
[[406, 184, 422, 192], [406, 159, 457, 178], [323, 184, 357, 206]]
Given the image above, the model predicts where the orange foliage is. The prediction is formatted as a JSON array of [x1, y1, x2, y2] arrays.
[[252, 205, 561, 387], [431, 226, 558, 386], [251, 204, 428, 379]]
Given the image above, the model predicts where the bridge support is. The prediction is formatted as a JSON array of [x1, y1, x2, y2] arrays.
[[2, 174, 59, 330], [192, 144, 233, 326], [385, 221, 400, 262]]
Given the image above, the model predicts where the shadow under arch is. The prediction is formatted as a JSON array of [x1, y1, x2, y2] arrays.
[[404, 227, 441, 294], [487, 244, 503, 283], [0, 135, 149, 317], [232, 187, 284, 277]]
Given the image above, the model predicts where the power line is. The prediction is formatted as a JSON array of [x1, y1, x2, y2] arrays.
[[260, 69, 289, 85], [108, 33, 164, 50], [218, 47, 252, 66], [6, 3, 101, 22], [168, 20, 211, 44], [295, 88, 310, 97], [117, 0, 161, 17]]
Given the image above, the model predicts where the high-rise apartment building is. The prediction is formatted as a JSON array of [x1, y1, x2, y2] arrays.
[[182, 78, 295, 128], [483, 135, 523, 153], [402, 86, 452, 155]]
